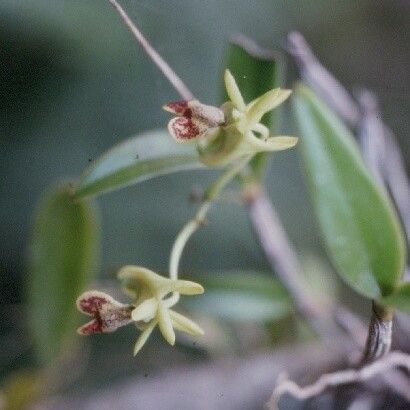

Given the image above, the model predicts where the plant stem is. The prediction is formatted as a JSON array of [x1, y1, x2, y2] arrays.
[[108, 0, 194, 100], [167, 155, 253, 305], [361, 301, 394, 364], [243, 183, 343, 342]]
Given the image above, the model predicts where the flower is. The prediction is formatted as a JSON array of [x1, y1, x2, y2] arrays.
[[163, 100, 224, 142], [118, 266, 204, 355], [76, 267, 204, 355], [164, 69, 298, 166], [76, 291, 134, 335]]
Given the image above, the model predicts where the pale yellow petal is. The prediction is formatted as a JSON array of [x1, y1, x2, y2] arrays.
[[245, 133, 298, 153], [157, 302, 175, 345], [133, 320, 157, 356], [118, 265, 162, 296], [169, 310, 204, 336], [263, 136, 298, 151], [131, 298, 158, 322], [246, 89, 292, 126], [224, 69, 246, 111], [168, 279, 204, 295]]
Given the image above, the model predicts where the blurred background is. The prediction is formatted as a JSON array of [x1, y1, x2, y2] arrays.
[[1, 0, 409, 407]]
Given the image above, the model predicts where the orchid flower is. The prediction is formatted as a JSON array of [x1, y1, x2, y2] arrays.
[[164, 69, 298, 166], [76, 267, 204, 355]]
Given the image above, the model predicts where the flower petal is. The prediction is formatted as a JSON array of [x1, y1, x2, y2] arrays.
[[133, 320, 157, 356], [224, 69, 246, 111], [131, 298, 158, 322], [263, 136, 298, 151], [245, 132, 298, 153], [76, 291, 118, 316], [162, 101, 190, 115], [167, 279, 204, 296], [118, 265, 161, 295], [246, 88, 292, 126], [77, 319, 102, 335], [188, 101, 225, 126], [169, 310, 204, 336], [157, 302, 175, 345], [167, 117, 210, 142]]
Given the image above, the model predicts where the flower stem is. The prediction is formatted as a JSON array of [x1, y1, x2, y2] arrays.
[[108, 0, 194, 100], [167, 155, 253, 305]]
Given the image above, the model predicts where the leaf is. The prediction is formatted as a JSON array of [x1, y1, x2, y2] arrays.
[[1, 370, 41, 410], [299, 253, 339, 307], [293, 84, 406, 299], [184, 271, 291, 322], [381, 282, 410, 313], [28, 184, 99, 365], [222, 36, 284, 178], [76, 129, 203, 198]]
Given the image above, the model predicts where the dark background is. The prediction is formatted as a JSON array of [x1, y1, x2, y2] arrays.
[[1, 0, 409, 398]]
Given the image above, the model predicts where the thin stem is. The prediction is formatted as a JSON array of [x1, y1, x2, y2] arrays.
[[169, 202, 211, 282], [108, 0, 194, 100], [167, 155, 252, 305]]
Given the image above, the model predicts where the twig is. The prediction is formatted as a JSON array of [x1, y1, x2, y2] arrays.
[[334, 306, 368, 348], [108, 0, 194, 100], [243, 183, 346, 342], [356, 89, 386, 187], [230, 33, 277, 60], [286, 31, 360, 127], [268, 351, 410, 409]]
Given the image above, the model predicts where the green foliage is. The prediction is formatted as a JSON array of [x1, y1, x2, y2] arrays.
[[76, 129, 202, 198], [0, 370, 41, 410], [299, 253, 339, 307], [293, 84, 406, 300], [222, 38, 284, 178], [28, 184, 99, 365], [382, 282, 410, 313], [184, 271, 291, 322]]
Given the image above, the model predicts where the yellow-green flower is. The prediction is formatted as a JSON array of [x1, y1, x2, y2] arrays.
[[119, 266, 204, 355], [164, 69, 297, 166], [76, 267, 204, 355]]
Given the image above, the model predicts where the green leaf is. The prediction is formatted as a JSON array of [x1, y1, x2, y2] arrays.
[[222, 36, 284, 178], [1, 370, 41, 410], [28, 184, 99, 365], [381, 282, 410, 313], [184, 271, 291, 322], [76, 129, 202, 198], [293, 84, 406, 299]]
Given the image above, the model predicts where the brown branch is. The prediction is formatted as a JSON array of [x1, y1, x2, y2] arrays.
[[242, 183, 362, 343], [268, 351, 410, 409], [286, 31, 360, 127], [108, 0, 194, 100]]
